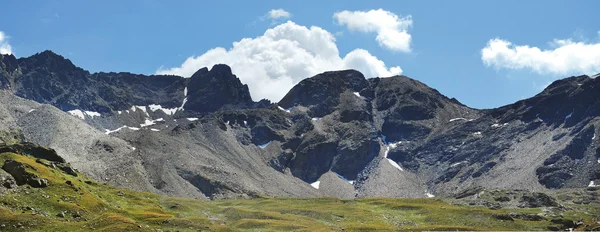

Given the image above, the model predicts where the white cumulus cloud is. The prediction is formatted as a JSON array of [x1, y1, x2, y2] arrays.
[[156, 21, 402, 102], [333, 9, 412, 52], [481, 38, 600, 76], [267, 9, 291, 19], [0, 31, 13, 55]]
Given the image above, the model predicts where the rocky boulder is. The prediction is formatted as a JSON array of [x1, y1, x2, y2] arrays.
[[519, 192, 559, 208], [2, 159, 48, 188]]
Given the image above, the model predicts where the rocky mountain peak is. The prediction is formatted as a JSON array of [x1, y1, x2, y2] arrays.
[[0, 53, 19, 89], [370, 75, 480, 144], [0, 53, 18, 73], [190, 67, 209, 78], [370, 75, 459, 112], [184, 64, 254, 113], [18, 50, 83, 74], [489, 74, 600, 128], [209, 63, 233, 76], [278, 69, 370, 115]]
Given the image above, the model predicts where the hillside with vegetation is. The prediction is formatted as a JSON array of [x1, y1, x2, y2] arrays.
[[0, 143, 599, 231]]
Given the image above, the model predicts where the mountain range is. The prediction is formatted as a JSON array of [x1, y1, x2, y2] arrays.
[[1, 50, 599, 200]]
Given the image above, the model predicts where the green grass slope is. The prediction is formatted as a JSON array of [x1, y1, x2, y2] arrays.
[[0, 151, 598, 231]]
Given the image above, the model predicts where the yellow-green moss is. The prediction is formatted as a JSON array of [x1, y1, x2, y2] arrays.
[[0, 152, 598, 231]]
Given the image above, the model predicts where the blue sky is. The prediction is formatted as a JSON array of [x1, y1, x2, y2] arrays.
[[1, 0, 599, 108]]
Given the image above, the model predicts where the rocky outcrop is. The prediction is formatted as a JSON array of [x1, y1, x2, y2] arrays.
[[0, 53, 19, 89], [279, 70, 369, 117], [0, 142, 65, 162], [2, 159, 48, 188], [185, 64, 254, 114], [0, 169, 16, 189], [537, 126, 596, 188], [519, 192, 559, 208], [268, 71, 478, 185]]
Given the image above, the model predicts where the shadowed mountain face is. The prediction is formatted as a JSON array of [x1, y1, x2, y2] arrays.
[[185, 64, 255, 113], [0, 51, 256, 114], [0, 50, 599, 200]]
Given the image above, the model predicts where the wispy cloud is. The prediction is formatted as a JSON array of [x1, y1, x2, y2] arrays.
[[260, 9, 292, 25], [267, 9, 291, 20], [333, 9, 413, 52]]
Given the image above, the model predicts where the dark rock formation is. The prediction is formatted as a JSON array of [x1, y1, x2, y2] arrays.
[[519, 192, 559, 208], [0, 51, 258, 114], [2, 159, 48, 188], [185, 64, 254, 114], [0, 142, 65, 163]]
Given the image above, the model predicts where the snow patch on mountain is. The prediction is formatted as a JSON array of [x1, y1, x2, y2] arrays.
[[310, 181, 320, 189], [383, 140, 406, 171], [383, 140, 406, 157], [148, 104, 178, 115], [384, 144, 393, 157], [387, 158, 404, 171], [84, 111, 101, 118], [388, 141, 404, 149], [68, 110, 85, 120], [105, 126, 127, 135], [148, 104, 162, 112], [162, 108, 178, 115], [140, 119, 155, 127], [491, 123, 508, 128], [131, 106, 150, 117], [140, 118, 165, 127], [450, 161, 466, 167], [258, 141, 272, 149], [180, 97, 188, 111], [277, 105, 293, 113], [448, 118, 473, 122]]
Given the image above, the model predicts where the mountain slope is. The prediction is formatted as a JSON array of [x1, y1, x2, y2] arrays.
[[1, 148, 598, 231], [1, 50, 599, 200]]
